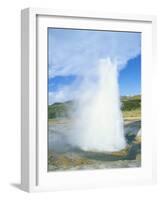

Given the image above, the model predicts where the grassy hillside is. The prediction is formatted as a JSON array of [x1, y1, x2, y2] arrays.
[[48, 95, 141, 120], [121, 95, 141, 111], [121, 95, 141, 101], [48, 101, 76, 119], [121, 95, 141, 120]]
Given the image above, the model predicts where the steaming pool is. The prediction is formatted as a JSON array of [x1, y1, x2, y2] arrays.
[[48, 120, 141, 171]]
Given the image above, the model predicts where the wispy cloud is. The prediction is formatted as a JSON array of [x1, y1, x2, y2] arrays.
[[48, 82, 81, 104], [48, 28, 141, 104], [49, 29, 141, 78]]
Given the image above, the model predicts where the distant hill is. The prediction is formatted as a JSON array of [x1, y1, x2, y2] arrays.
[[121, 95, 141, 111], [121, 95, 141, 101], [48, 95, 141, 119], [48, 100, 76, 119]]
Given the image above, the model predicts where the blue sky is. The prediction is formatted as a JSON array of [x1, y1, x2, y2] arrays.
[[48, 28, 141, 104], [119, 54, 141, 96]]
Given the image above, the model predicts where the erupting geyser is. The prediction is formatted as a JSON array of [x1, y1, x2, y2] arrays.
[[71, 58, 126, 152]]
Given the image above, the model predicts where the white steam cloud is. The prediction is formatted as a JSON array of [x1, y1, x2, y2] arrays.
[[68, 58, 126, 152]]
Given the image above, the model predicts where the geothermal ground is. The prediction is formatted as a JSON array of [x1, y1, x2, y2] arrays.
[[48, 119, 141, 171]]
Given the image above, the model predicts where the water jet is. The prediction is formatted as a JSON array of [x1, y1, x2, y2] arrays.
[[70, 58, 126, 152]]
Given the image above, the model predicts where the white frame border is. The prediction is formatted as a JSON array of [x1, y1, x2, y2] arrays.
[[21, 8, 157, 192]]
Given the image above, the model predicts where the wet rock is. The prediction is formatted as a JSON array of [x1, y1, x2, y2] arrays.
[[125, 121, 141, 144]]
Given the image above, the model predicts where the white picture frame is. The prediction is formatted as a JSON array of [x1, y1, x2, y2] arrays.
[[21, 8, 157, 192]]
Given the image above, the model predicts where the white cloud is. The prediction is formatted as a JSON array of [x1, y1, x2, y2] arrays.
[[48, 29, 141, 79], [48, 83, 81, 105], [48, 29, 141, 104]]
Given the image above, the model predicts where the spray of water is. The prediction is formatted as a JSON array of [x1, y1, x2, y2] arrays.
[[69, 58, 126, 152]]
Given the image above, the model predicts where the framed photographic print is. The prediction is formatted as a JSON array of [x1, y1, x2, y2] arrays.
[[21, 8, 157, 192]]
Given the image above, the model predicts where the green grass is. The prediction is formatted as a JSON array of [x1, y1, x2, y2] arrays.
[[121, 95, 141, 111], [122, 109, 141, 120], [121, 95, 141, 120]]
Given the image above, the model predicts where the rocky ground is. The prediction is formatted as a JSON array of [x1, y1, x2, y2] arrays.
[[48, 120, 141, 171]]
